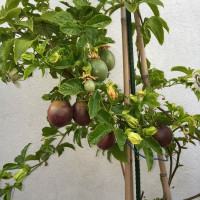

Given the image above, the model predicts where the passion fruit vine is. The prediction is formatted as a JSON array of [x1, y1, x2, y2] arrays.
[[152, 125, 173, 147], [73, 101, 91, 126], [47, 101, 73, 127], [97, 132, 115, 150]]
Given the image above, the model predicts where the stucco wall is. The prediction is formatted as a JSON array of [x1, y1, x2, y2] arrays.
[[0, 0, 200, 199]]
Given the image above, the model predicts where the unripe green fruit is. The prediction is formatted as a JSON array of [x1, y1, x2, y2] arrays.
[[100, 50, 115, 71], [84, 80, 95, 92], [91, 59, 108, 81]]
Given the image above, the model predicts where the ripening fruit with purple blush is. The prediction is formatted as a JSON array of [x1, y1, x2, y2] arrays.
[[97, 132, 115, 150], [152, 125, 173, 147], [47, 101, 73, 127], [73, 101, 91, 126]]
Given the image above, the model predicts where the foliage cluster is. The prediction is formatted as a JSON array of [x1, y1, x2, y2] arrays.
[[0, 0, 200, 199]]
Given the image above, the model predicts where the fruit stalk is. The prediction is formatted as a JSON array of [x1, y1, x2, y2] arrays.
[[121, 5, 134, 200], [134, 10, 172, 200]]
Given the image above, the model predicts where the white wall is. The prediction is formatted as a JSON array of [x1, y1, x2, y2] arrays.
[[0, 0, 200, 200]]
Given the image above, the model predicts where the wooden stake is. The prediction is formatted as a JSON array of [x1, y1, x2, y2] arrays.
[[121, 5, 134, 200], [134, 11, 172, 200]]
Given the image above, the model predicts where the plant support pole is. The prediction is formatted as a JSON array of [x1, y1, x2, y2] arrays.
[[126, 9, 141, 200], [121, 5, 134, 200], [134, 11, 172, 200]]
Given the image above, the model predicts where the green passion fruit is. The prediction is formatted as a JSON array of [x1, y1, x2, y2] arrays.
[[97, 132, 115, 150], [84, 80, 95, 92], [73, 101, 91, 126], [91, 59, 108, 81], [100, 49, 115, 71], [152, 125, 173, 147], [47, 101, 73, 127]]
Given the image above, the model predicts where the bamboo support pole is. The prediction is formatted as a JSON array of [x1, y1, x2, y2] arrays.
[[121, 5, 134, 200], [134, 11, 171, 200]]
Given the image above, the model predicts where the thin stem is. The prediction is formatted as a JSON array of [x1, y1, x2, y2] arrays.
[[157, 107, 176, 122], [157, 107, 200, 142], [166, 147, 173, 185], [30, 131, 68, 173], [120, 162, 125, 180], [168, 138, 182, 186], [105, 2, 124, 14], [188, 133, 200, 141], [137, 8, 143, 25], [184, 193, 200, 200], [59, 74, 62, 90], [140, 191, 144, 200], [101, 99, 107, 110]]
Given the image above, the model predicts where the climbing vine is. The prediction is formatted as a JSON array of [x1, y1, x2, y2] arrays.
[[0, 0, 200, 199]]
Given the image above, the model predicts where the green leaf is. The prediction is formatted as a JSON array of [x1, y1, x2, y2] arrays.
[[159, 17, 169, 32], [56, 142, 75, 156], [73, 0, 90, 8], [147, 3, 160, 16], [77, 34, 88, 56], [124, 1, 137, 13], [0, 170, 12, 180], [24, 64, 38, 80], [54, 58, 74, 70], [114, 129, 127, 151], [143, 92, 160, 108], [5, 0, 21, 10], [73, 127, 88, 147], [14, 183, 23, 191], [86, 14, 112, 28], [14, 155, 23, 165], [41, 11, 58, 24], [146, 16, 164, 45], [0, 39, 14, 77], [59, 78, 85, 96], [144, 138, 162, 155], [16, 18, 33, 31], [110, 143, 127, 163], [14, 143, 31, 165], [94, 36, 115, 46], [88, 90, 101, 118], [149, 68, 167, 88], [3, 163, 21, 170], [85, 28, 98, 45], [0, 7, 21, 21], [24, 154, 39, 161], [193, 115, 200, 121], [88, 123, 114, 145], [14, 38, 34, 64], [143, 146, 154, 171], [171, 66, 194, 75], [132, 22, 136, 35], [60, 22, 82, 35], [54, 11, 74, 25], [140, 0, 164, 7], [96, 109, 115, 126], [42, 127, 58, 137]]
